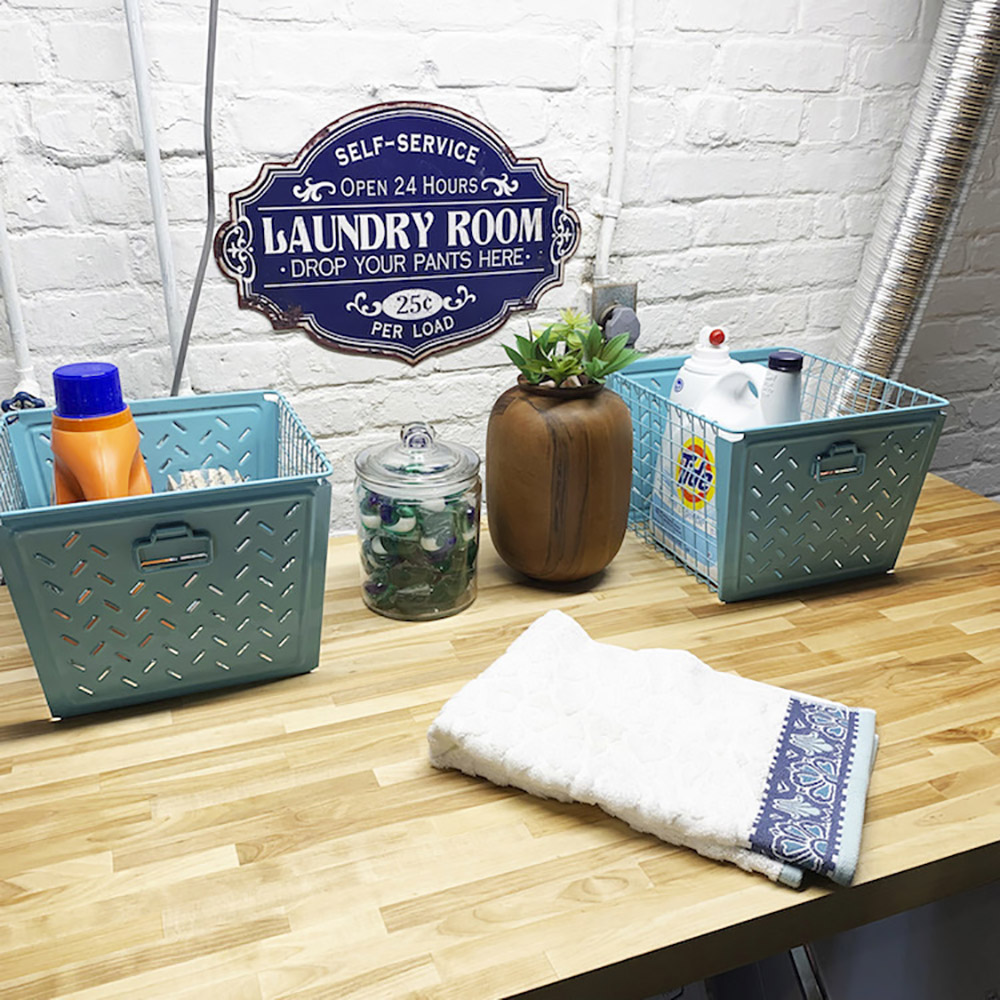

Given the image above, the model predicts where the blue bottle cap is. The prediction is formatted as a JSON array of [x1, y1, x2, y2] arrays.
[[52, 362, 126, 418], [767, 350, 804, 373]]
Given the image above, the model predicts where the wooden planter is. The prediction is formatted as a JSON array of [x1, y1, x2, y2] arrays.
[[485, 377, 633, 582]]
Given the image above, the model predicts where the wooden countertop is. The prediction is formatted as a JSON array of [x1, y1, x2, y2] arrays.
[[1, 473, 998, 999]]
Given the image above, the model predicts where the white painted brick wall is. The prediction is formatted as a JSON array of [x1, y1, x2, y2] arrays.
[[0, 0, 997, 542]]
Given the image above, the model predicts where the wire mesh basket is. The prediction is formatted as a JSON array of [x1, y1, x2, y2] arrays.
[[0, 390, 332, 718], [608, 349, 948, 602]]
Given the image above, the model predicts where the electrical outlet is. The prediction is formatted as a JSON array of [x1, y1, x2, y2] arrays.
[[591, 282, 637, 324]]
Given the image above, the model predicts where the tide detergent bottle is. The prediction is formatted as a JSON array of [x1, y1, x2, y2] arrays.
[[650, 327, 768, 579], [50, 362, 152, 504]]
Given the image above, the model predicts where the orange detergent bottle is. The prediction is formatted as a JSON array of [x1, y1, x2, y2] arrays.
[[51, 362, 152, 504]]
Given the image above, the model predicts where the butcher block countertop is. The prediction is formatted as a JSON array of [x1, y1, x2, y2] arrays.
[[1, 473, 998, 999]]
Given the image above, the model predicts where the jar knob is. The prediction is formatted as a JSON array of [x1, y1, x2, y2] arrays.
[[400, 422, 434, 450]]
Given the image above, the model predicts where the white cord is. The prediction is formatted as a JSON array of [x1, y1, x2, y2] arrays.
[[123, 0, 187, 386], [594, 0, 635, 285], [170, 0, 219, 397]]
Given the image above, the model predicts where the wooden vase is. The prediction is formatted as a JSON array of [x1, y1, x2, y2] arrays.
[[485, 378, 633, 582]]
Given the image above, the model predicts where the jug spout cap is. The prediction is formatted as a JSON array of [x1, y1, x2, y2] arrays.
[[684, 325, 736, 373]]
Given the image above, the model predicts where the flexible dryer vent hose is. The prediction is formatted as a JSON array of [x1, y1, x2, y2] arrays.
[[835, 0, 1000, 406]]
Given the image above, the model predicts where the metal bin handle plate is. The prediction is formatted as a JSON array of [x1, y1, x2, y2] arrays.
[[134, 523, 214, 572], [811, 441, 866, 481]]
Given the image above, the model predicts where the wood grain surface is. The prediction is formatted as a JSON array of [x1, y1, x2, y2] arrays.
[[0, 474, 998, 999]]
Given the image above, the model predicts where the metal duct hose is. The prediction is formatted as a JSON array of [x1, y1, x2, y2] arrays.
[[834, 0, 1000, 410]]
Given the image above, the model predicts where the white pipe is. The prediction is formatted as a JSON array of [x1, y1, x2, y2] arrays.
[[594, 0, 635, 286], [123, 0, 189, 391], [0, 185, 40, 399]]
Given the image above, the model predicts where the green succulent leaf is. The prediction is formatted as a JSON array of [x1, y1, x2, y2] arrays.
[[514, 335, 535, 359], [506, 311, 642, 386]]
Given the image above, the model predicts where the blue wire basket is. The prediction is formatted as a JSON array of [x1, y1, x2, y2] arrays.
[[608, 349, 948, 602], [0, 391, 332, 718]]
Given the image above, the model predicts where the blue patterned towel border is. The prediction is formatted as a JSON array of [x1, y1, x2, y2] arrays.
[[750, 698, 877, 887]]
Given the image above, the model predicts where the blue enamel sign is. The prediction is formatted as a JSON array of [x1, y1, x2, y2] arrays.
[[215, 102, 581, 364]]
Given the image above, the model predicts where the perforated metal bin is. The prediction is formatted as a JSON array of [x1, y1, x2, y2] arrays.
[[0, 391, 332, 718], [608, 350, 948, 602]]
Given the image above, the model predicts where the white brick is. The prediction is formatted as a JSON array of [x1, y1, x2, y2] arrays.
[[844, 193, 882, 236], [286, 343, 410, 389], [720, 40, 846, 92], [293, 386, 366, 437], [628, 94, 681, 148], [783, 149, 891, 194], [955, 184, 1000, 236], [363, 370, 505, 427], [429, 334, 511, 373], [429, 34, 580, 89], [804, 97, 862, 142], [800, 0, 921, 39], [808, 287, 853, 327], [633, 247, 755, 300], [144, 23, 217, 85], [13, 232, 131, 293], [0, 91, 26, 158], [939, 238, 967, 277], [902, 356, 995, 394], [923, 274, 1000, 317], [930, 433, 978, 470], [162, 162, 213, 225], [631, 151, 784, 202], [19, 287, 158, 351], [851, 42, 928, 89], [615, 205, 693, 254], [965, 233, 1000, 272], [76, 163, 154, 225], [241, 31, 425, 91], [224, 93, 329, 158], [29, 92, 134, 161], [743, 95, 803, 144], [475, 90, 552, 149], [188, 340, 293, 394], [906, 318, 996, 359], [0, 21, 44, 83], [751, 240, 863, 290], [682, 95, 742, 147], [632, 41, 717, 89], [354, 0, 608, 33], [115, 347, 174, 400], [8, 0, 114, 9], [813, 195, 847, 238], [694, 198, 812, 245], [50, 22, 130, 81], [0, 161, 83, 229], [149, 89, 210, 157], [674, 0, 798, 33], [857, 92, 912, 145], [970, 393, 1000, 429]]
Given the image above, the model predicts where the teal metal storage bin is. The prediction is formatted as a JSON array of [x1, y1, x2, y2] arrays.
[[609, 350, 948, 602], [0, 391, 332, 718]]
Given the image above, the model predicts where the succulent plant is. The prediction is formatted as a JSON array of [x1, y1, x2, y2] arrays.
[[503, 308, 641, 388]]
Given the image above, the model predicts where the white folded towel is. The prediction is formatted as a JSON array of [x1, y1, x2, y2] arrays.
[[428, 610, 877, 887]]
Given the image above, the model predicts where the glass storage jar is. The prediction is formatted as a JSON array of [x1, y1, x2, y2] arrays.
[[354, 422, 481, 621]]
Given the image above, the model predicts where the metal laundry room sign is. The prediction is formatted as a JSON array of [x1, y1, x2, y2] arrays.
[[214, 102, 581, 364]]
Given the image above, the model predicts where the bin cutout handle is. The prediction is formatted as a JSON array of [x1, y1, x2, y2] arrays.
[[134, 523, 214, 572], [811, 441, 866, 481]]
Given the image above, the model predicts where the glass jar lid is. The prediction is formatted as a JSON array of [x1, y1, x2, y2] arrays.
[[354, 422, 480, 496]]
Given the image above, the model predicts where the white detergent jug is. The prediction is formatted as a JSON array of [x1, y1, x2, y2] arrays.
[[651, 329, 803, 580]]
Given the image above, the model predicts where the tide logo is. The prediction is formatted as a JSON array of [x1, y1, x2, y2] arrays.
[[675, 436, 716, 509]]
